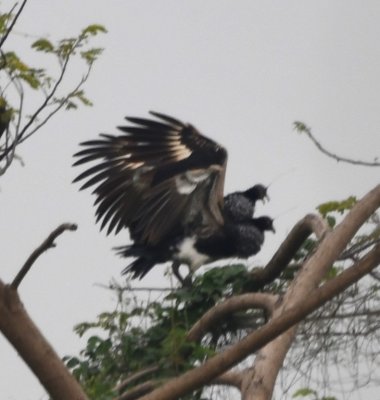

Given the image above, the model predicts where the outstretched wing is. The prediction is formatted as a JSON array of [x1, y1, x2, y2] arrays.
[[73, 111, 228, 245]]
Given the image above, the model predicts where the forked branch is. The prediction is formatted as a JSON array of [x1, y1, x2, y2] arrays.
[[137, 184, 380, 400], [248, 213, 329, 290], [11, 223, 77, 289], [187, 293, 278, 343]]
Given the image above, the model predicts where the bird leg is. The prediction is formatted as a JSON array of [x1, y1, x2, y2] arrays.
[[171, 261, 192, 287]]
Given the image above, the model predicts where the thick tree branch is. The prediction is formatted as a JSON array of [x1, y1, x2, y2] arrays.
[[187, 293, 278, 343], [11, 223, 77, 290], [138, 184, 380, 400], [0, 281, 88, 399], [243, 184, 380, 400], [210, 371, 243, 389], [139, 243, 380, 400], [249, 213, 329, 290]]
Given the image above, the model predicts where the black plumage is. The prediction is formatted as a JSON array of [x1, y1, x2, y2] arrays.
[[118, 216, 274, 279], [223, 184, 268, 222], [74, 112, 274, 280]]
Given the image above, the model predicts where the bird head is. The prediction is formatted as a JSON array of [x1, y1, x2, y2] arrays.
[[244, 184, 269, 203], [252, 216, 275, 233]]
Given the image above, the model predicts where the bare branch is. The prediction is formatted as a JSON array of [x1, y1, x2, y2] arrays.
[[116, 380, 159, 400], [187, 293, 278, 343], [249, 213, 330, 290], [11, 223, 77, 290], [243, 184, 380, 400], [115, 366, 160, 394], [210, 371, 243, 389], [339, 238, 380, 260], [138, 243, 380, 400], [294, 121, 380, 167], [0, 280, 88, 399], [138, 184, 380, 400], [306, 307, 380, 321]]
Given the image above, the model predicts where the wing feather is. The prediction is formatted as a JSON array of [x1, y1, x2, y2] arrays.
[[74, 112, 228, 245]]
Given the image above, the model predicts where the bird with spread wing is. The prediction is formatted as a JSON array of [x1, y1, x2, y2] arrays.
[[74, 112, 274, 281]]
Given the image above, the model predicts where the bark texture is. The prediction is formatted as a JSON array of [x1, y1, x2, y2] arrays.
[[138, 184, 380, 400], [0, 281, 88, 400]]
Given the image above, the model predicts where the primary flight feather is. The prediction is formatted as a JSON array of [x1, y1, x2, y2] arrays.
[[74, 112, 273, 280]]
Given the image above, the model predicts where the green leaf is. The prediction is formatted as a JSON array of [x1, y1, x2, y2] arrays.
[[18, 71, 41, 89], [72, 90, 93, 106], [80, 48, 103, 65], [326, 215, 336, 228], [31, 38, 55, 53], [293, 121, 309, 133], [81, 24, 107, 37], [66, 357, 80, 368], [317, 196, 357, 217], [293, 387, 316, 398], [65, 101, 78, 110]]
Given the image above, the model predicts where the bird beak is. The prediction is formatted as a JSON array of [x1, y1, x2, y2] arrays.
[[271, 226, 276, 233], [262, 194, 270, 204]]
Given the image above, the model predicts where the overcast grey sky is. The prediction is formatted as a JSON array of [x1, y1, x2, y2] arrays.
[[1, 1, 379, 399]]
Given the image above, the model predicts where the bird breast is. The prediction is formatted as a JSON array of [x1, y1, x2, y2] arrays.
[[175, 236, 210, 272]]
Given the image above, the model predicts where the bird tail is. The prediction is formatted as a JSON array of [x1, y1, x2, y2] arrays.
[[114, 244, 158, 280]]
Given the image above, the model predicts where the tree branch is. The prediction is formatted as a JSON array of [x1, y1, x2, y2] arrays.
[[116, 380, 159, 400], [243, 184, 380, 400], [11, 223, 77, 290], [137, 184, 380, 400], [248, 213, 329, 290], [115, 366, 160, 394], [0, 0, 28, 49], [187, 293, 278, 343], [210, 371, 243, 389], [294, 121, 380, 167], [0, 280, 88, 399], [139, 243, 380, 400]]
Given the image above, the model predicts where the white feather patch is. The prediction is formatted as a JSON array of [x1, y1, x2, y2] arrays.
[[177, 237, 209, 271], [175, 170, 211, 194]]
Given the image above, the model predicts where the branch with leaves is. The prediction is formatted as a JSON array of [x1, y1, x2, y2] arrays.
[[0, 5, 106, 175], [64, 185, 380, 400]]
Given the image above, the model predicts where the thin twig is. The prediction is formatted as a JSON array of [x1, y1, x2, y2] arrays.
[[294, 121, 380, 167], [17, 46, 73, 141], [115, 366, 160, 394], [95, 283, 173, 292], [11, 223, 77, 289], [116, 380, 159, 400], [0, 0, 28, 49], [19, 65, 93, 143], [306, 308, 380, 321]]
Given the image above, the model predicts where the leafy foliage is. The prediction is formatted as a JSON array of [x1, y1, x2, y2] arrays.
[[65, 264, 261, 398], [0, 4, 106, 175], [65, 191, 380, 399], [293, 387, 337, 400]]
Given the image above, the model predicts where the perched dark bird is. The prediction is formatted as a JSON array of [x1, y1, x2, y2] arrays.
[[118, 215, 274, 279], [73, 111, 274, 279], [223, 184, 268, 222]]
